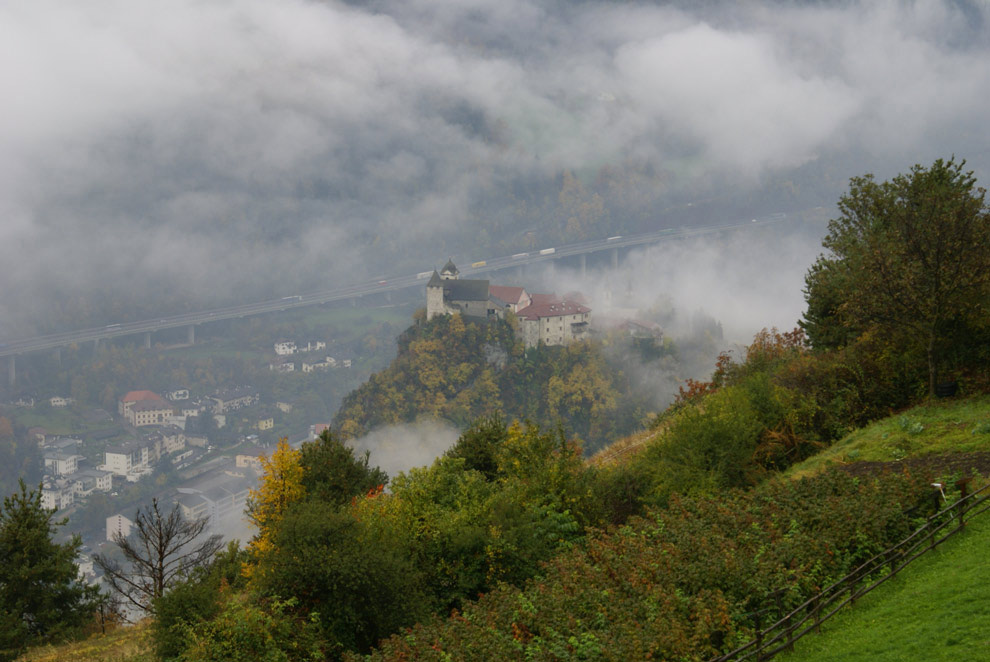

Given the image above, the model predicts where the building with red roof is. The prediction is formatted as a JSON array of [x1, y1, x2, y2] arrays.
[[118, 390, 165, 416], [118, 390, 172, 427], [488, 285, 532, 313], [515, 298, 591, 348]]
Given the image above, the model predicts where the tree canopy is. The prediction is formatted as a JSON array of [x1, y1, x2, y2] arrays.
[[0, 481, 95, 660], [801, 157, 990, 396]]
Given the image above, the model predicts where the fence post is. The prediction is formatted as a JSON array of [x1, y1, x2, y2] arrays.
[[771, 591, 792, 652], [754, 610, 763, 662], [886, 549, 899, 576], [956, 480, 969, 531], [808, 594, 821, 633], [848, 570, 860, 606]]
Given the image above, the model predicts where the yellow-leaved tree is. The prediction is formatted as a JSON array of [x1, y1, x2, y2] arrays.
[[243, 438, 305, 578]]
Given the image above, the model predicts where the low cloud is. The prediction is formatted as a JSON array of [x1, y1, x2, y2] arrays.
[[348, 419, 462, 479], [2, 1, 987, 335]]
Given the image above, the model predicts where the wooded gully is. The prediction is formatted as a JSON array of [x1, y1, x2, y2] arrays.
[[710, 477, 990, 662]]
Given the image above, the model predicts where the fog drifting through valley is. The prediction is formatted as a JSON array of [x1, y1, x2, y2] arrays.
[[2, 0, 988, 337]]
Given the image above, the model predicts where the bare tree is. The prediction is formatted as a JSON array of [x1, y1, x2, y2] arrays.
[[93, 498, 223, 616]]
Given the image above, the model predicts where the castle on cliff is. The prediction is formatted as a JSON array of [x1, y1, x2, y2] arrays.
[[425, 260, 590, 348]]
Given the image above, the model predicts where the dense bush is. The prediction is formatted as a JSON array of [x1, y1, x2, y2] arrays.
[[152, 542, 249, 661], [353, 469, 929, 662], [177, 595, 325, 662]]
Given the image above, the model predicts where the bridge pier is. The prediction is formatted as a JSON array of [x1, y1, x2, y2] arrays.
[[187, 325, 195, 345], [385, 291, 392, 303], [144, 332, 152, 349], [7, 356, 14, 388], [351, 297, 357, 307], [611, 247, 619, 270], [580, 254, 586, 278], [516, 265, 523, 280], [54, 347, 61, 367]]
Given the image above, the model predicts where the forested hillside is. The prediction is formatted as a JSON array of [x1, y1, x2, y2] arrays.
[[332, 312, 653, 453]]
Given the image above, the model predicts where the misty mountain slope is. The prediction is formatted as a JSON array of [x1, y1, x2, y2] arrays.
[[331, 312, 652, 453]]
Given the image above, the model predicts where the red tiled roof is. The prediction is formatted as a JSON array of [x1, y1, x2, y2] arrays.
[[516, 300, 591, 321], [120, 390, 163, 404], [528, 293, 561, 306], [562, 291, 589, 305], [489, 285, 527, 305]]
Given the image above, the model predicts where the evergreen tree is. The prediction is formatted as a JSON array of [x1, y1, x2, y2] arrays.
[[0, 481, 96, 660], [299, 429, 388, 506]]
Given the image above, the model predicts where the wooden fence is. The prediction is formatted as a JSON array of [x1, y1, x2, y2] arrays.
[[709, 479, 990, 662]]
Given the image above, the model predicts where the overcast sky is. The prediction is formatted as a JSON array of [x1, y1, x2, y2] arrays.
[[2, 0, 988, 336]]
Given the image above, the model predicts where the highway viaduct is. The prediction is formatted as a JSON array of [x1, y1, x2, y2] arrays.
[[1, 216, 791, 388]]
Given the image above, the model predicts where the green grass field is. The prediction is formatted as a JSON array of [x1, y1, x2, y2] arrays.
[[786, 394, 990, 479], [781, 506, 990, 662]]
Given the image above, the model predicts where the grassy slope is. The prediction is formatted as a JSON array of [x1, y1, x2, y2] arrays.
[[781, 509, 990, 662], [786, 394, 990, 479], [17, 621, 153, 662]]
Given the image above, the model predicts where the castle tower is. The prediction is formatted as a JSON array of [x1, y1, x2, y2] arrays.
[[426, 270, 445, 320]]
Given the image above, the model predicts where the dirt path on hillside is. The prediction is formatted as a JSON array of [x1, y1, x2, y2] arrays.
[[839, 451, 990, 479]]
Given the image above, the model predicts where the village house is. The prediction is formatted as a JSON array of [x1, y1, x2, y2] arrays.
[[166, 388, 190, 401], [119, 390, 163, 416], [270, 359, 296, 373], [274, 341, 297, 356], [235, 445, 268, 472], [128, 399, 174, 427], [301, 358, 332, 372], [44, 449, 85, 477], [49, 396, 74, 408], [41, 479, 75, 511], [176, 469, 254, 530], [106, 514, 133, 542], [209, 387, 259, 414], [70, 469, 113, 497], [143, 427, 187, 458], [101, 440, 151, 479]]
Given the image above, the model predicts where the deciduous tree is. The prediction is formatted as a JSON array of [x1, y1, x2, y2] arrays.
[[802, 158, 990, 396], [244, 438, 305, 574], [93, 498, 223, 616]]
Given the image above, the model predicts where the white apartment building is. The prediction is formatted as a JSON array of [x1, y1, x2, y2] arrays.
[[274, 341, 297, 356], [44, 450, 84, 477]]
